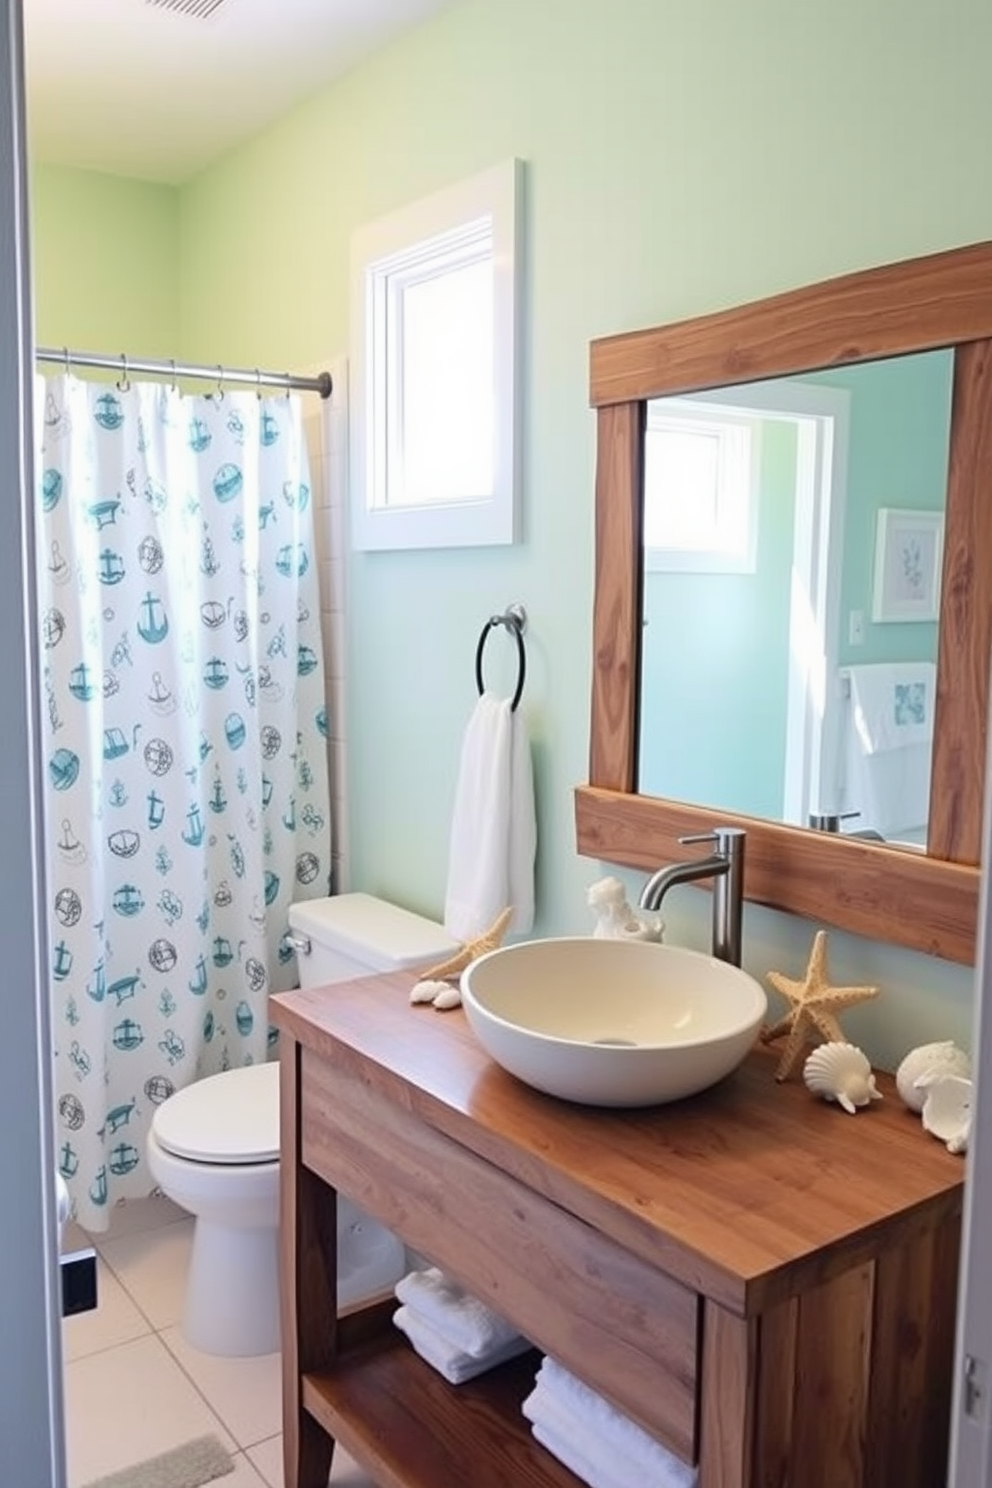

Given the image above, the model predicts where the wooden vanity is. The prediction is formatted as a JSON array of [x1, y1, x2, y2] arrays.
[[271, 973, 964, 1488]]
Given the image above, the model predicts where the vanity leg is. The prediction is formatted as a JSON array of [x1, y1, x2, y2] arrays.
[[280, 1038, 337, 1488], [698, 1303, 756, 1488]]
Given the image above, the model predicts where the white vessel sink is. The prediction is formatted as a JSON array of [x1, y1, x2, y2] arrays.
[[460, 937, 767, 1107]]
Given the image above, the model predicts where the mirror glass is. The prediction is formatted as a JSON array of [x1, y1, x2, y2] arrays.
[[638, 349, 954, 848]]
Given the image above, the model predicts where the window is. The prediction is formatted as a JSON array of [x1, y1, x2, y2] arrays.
[[644, 399, 758, 572], [350, 160, 522, 551]]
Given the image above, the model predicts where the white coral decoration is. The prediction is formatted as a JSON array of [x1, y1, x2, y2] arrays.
[[587, 876, 628, 912], [587, 876, 663, 943], [802, 1041, 882, 1115], [894, 1041, 971, 1113]]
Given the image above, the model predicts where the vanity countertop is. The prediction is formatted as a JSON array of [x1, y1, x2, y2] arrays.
[[271, 971, 963, 1319]]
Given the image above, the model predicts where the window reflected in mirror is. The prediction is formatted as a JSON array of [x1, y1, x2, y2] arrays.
[[638, 349, 954, 849]]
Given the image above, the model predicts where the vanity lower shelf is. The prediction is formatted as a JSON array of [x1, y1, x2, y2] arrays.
[[302, 1307, 582, 1488]]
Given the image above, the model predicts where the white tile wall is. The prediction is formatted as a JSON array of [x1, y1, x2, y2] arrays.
[[302, 355, 350, 895]]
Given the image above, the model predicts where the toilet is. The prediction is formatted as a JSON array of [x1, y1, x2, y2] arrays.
[[146, 892, 458, 1357]]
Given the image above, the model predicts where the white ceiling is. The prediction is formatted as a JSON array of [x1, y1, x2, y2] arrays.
[[23, 0, 458, 184]]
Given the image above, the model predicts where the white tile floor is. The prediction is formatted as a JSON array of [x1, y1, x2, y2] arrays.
[[61, 1197, 374, 1488]]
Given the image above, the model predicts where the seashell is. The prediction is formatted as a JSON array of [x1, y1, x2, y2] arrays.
[[410, 978, 449, 1005], [802, 1041, 882, 1115], [920, 1074, 972, 1154], [895, 1041, 971, 1112], [431, 985, 462, 1011]]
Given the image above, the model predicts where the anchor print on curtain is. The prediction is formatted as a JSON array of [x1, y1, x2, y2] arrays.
[[36, 373, 332, 1231]]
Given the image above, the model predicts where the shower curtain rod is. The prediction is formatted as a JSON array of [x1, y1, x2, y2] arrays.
[[35, 345, 333, 399]]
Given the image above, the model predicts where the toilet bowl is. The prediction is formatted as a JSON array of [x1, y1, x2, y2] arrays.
[[147, 1063, 281, 1357], [147, 893, 458, 1357]]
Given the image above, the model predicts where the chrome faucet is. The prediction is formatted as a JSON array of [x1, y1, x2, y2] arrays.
[[637, 827, 746, 966]]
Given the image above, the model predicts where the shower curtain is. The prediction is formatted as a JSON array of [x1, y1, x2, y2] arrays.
[[35, 373, 332, 1231]]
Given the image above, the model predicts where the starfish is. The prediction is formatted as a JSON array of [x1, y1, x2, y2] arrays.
[[418, 905, 514, 984], [762, 929, 879, 1081]]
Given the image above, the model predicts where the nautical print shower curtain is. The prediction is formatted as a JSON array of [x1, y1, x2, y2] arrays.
[[35, 373, 332, 1231]]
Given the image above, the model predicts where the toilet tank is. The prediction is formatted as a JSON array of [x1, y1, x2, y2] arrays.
[[286, 892, 458, 989]]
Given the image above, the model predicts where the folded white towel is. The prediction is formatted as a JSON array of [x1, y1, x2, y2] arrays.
[[444, 692, 536, 942], [393, 1305, 531, 1385], [394, 1266, 523, 1358], [527, 1358, 697, 1488], [531, 1420, 631, 1488], [526, 1386, 639, 1488]]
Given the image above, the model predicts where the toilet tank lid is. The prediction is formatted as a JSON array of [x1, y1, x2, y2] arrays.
[[153, 1062, 278, 1165], [287, 892, 459, 971]]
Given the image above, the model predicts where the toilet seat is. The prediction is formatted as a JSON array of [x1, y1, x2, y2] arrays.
[[153, 1062, 279, 1165]]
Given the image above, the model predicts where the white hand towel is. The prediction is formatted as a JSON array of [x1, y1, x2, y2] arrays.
[[392, 1305, 531, 1385], [506, 702, 536, 933], [444, 692, 536, 942], [528, 1358, 697, 1487], [394, 1266, 523, 1358]]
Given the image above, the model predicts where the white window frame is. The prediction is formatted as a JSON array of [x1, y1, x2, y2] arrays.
[[643, 398, 760, 573], [350, 159, 522, 551]]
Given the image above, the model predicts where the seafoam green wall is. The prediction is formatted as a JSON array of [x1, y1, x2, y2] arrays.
[[41, 0, 992, 1068], [30, 164, 179, 351]]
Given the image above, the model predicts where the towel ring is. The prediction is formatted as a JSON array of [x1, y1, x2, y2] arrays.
[[475, 605, 527, 712]]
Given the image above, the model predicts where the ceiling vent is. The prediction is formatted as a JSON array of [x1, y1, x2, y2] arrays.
[[144, 0, 232, 18]]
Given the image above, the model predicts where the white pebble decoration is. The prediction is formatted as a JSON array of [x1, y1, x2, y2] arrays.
[[894, 1041, 971, 1113], [802, 1041, 882, 1115]]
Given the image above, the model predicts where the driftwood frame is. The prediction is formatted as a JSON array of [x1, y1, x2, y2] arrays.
[[575, 240, 992, 964]]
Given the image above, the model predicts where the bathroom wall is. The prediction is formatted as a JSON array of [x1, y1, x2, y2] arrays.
[[31, 0, 992, 1069], [30, 164, 179, 352]]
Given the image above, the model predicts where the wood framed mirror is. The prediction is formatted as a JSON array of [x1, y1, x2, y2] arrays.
[[575, 240, 992, 965]]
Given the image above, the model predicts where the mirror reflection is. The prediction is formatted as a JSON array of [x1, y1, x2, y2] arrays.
[[638, 349, 953, 848]]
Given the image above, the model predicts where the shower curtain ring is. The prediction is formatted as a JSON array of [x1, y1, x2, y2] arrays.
[[169, 358, 177, 392], [215, 364, 225, 401], [62, 346, 71, 375], [117, 354, 130, 393], [255, 368, 262, 400]]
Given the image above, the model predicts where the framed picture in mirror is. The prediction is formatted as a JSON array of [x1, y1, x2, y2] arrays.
[[871, 507, 944, 623]]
